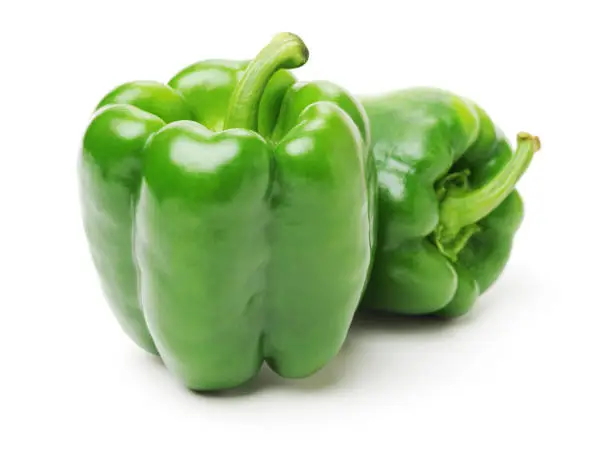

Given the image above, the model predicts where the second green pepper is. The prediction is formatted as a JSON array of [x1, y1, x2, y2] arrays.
[[360, 87, 539, 318]]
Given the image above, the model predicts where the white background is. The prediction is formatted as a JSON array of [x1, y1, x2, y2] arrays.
[[1, 0, 611, 450]]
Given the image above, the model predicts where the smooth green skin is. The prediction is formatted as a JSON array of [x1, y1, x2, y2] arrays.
[[361, 87, 533, 318], [80, 105, 166, 353], [79, 38, 376, 390]]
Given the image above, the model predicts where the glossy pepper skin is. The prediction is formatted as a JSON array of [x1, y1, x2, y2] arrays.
[[360, 87, 539, 318], [79, 33, 376, 390]]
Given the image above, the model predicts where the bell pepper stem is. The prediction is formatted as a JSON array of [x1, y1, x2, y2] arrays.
[[438, 132, 540, 236], [225, 33, 308, 131]]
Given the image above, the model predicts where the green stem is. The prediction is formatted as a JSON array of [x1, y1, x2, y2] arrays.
[[224, 32, 308, 131], [438, 132, 541, 235]]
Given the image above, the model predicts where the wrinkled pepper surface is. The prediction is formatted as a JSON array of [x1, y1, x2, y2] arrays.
[[79, 33, 376, 390], [361, 87, 539, 317]]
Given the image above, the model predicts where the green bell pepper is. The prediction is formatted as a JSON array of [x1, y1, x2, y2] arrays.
[[360, 87, 539, 318], [79, 33, 376, 390]]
